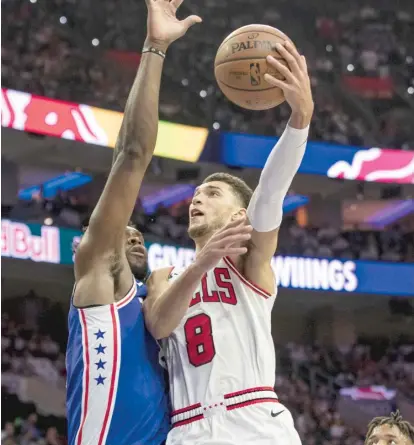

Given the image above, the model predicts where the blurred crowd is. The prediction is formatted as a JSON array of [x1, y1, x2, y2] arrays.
[[2, 0, 413, 149], [277, 219, 414, 263], [2, 294, 413, 445], [1, 411, 64, 445], [2, 295, 67, 445], [4, 189, 89, 230], [278, 340, 414, 445]]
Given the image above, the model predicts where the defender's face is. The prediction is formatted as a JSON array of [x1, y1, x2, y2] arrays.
[[366, 424, 413, 445], [125, 227, 148, 280], [188, 181, 241, 239]]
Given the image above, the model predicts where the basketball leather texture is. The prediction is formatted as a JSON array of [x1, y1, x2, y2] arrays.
[[214, 24, 295, 110]]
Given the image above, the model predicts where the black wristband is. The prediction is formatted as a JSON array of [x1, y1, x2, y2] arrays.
[[142, 46, 166, 59]]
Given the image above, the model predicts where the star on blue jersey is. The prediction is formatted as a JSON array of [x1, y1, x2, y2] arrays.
[[95, 359, 106, 370], [66, 280, 170, 445], [95, 329, 105, 339], [95, 374, 106, 385], [95, 344, 106, 354]]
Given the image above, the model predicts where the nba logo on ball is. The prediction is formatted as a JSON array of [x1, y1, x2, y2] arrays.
[[214, 24, 296, 110], [250, 63, 261, 86]]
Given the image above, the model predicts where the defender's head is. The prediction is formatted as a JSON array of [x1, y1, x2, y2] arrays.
[[188, 173, 253, 240], [365, 411, 414, 445], [124, 225, 149, 281], [74, 222, 149, 282]]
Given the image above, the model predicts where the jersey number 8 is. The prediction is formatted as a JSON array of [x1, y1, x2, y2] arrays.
[[184, 313, 215, 367]]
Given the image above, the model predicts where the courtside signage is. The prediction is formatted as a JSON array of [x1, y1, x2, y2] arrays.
[[221, 134, 414, 184], [147, 243, 358, 292], [2, 220, 413, 296], [1, 220, 61, 263]]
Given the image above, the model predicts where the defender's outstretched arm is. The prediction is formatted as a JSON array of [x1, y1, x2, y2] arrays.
[[75, 0, 201, 306]]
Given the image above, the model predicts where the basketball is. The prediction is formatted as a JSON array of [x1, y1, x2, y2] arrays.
[[214, 24, 295, 111]]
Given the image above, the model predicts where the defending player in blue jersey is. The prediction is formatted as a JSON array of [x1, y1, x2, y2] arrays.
[[65, 1, 202, 444]]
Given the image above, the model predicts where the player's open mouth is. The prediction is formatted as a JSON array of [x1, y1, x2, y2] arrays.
[[190, 209, 204, 218]]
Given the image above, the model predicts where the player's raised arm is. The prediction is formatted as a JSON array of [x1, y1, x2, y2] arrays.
[[244, 41, 314, 295], [74, 0, 201, 305]]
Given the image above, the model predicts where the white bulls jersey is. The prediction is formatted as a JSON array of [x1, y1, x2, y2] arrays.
[[163, 256, 278, 427]]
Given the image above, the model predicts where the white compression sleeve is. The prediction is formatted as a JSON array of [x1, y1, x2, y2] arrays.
[[247, 123, 309, 232]]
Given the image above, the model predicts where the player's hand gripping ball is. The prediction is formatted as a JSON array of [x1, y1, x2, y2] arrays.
[[214, 24, 297, 110]]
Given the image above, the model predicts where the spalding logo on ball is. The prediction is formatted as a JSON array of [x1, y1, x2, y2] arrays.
[[214, 24, 295, 111]]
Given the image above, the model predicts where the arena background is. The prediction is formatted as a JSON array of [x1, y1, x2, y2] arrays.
[[1, 0, 414, 443]]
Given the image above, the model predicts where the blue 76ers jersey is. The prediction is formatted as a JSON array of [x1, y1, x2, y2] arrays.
[[66, 280, 170, 445]]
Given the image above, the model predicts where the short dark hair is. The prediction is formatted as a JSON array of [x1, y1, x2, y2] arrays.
[[365, 411, 414, 444], [203, 173, 253, 209]]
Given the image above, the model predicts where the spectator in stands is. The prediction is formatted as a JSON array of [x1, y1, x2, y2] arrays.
[[1, 422, 17, 445], [41, 427, 62, 445], [20, 413, 41, 444]]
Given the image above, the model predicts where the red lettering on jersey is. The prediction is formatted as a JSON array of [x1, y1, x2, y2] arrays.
[[189, 292, 201, 308], [189, 269, 238, 307], [214, 268, 237, 305], [201, 274, 220, 303]]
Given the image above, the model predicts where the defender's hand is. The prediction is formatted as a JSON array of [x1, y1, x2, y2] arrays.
[[265, 41, 314, 127], [194, 217, 252, 273], [145, 0, 202, 52]]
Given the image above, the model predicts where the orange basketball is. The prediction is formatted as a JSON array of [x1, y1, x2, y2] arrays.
[[214, 24, 295, 111]]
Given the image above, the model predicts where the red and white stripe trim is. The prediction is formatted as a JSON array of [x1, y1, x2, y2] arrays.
[[115, 280, 137, 308], [75, 305, 122, 444], [171, 386, 278, 428], [223, 257, 272, 299], [76, 310, 90, 445], [97, 305, 121, 444]]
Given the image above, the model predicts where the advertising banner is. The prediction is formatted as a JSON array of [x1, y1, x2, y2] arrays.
[[221, 135, 414, 184], [1, 89, 208, 163], [2, 88, 413, 184], [2, 220, 414, 296]]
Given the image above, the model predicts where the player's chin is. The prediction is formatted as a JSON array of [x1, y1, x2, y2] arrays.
[[128, 256, 149, 281], [188, 222, 208, 240]]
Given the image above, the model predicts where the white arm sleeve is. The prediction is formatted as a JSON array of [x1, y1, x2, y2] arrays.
[[247, 123, 309, 232]]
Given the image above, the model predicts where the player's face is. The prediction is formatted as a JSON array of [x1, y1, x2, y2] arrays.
[[366, 424, 412, 445], [125, 227, 148, 281], [188, 181, 241, 240]]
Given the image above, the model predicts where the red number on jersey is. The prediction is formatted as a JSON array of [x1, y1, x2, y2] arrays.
[[184, 313, 215, 367]]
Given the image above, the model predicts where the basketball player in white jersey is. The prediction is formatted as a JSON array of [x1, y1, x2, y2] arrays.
[[144, 41, 314, 444]]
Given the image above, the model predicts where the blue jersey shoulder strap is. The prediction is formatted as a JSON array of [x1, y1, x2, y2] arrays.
[[136, 281, 148, 299]]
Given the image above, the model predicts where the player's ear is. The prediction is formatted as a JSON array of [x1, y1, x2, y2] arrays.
[[231, 208, 247, 221]]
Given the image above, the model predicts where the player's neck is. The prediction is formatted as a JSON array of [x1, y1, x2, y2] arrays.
[[194, 233, 213, 255]]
